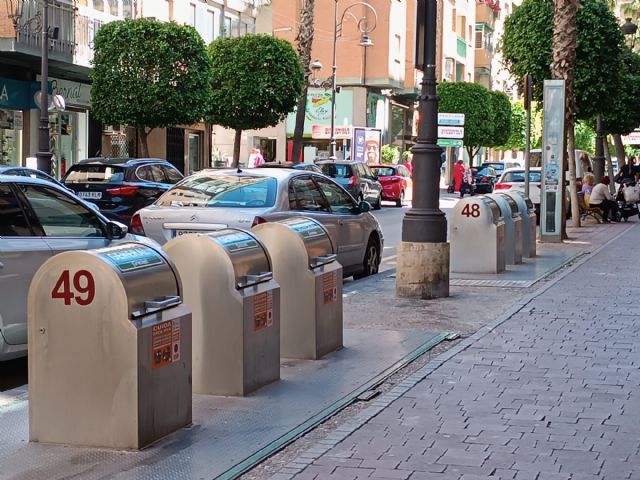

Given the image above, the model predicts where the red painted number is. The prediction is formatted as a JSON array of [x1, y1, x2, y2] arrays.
[[51, 270, 95, 306], [461, 204, 481, 218]]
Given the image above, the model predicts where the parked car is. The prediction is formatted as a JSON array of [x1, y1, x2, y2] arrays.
[[471, 166, 497, 194], [0, 166, 69, 191], [369, 164, 413, 207], [481, 161, 521, 180], [0, 174, 158, 361], [131, 168, 384, 279], [62, 158, 183, 225], [316, 160, 383, 209], [256, 162, 322, 174]]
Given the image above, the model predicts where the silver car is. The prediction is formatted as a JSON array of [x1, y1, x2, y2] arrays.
[[0, 175, 157, 361], [131, 168, 384, 278]]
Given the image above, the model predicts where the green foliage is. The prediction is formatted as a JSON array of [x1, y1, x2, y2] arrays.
[[488, 91, 512, 147], [601, 48, 640, 135], [501, 0, 624, 120], [497, 101, 526, 151], [401, 150, 412, 161], [574, 121, 595, 153], [207, 34, 304, 131], [91, 19, 211, 130], [381, 145, 400, 164], [438, 82, 492, 160]]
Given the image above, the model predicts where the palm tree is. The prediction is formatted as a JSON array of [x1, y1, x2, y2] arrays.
[[551, 0, 581, 230], [291, 0, 315, 163]]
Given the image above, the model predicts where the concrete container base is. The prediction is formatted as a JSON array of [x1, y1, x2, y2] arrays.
[[395, 241, 450, 299]]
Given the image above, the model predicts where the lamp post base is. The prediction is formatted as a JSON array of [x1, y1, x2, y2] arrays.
[[35, 152, 53, 175], [395, 241, 450, 299]]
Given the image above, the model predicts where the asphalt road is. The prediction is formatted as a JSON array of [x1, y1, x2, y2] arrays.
[[0, 193, 462, 392]]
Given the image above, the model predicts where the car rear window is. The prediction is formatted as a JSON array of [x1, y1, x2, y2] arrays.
[[63, 165, 125, 183], [321, 164, 352, 178], [501, 171, 541, 183], [371, 167, 395, 177], [156, 175, 277, 208]]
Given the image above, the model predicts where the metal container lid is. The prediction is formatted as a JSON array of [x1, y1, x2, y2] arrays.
[[276, 217, 336, 269]]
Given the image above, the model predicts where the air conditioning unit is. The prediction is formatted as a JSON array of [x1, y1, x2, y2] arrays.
[[103, 125, 114, 134]]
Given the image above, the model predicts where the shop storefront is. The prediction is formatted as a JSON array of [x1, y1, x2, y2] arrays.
[[0, 77, 35, 167]]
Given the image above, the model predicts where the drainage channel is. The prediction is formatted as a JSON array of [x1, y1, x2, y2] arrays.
[[217, 331, 451, 480]]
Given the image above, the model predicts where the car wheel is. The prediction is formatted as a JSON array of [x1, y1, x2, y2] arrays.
[[353, 236, 380, 279], [396, 190, 405, 207], [373, 193, 382, 210]]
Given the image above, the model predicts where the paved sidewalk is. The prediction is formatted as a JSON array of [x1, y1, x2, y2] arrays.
[[272, 224, 640, 480]]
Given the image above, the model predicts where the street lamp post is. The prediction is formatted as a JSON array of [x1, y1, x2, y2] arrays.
[[328, 1, 377, 160], [36, 0, 53, 174], [622, 17, 638, 50], [396, 0, 449, 299]]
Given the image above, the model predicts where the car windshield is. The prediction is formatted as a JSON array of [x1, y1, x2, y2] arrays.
[[156, 175, 277, 208], [64, 165, 125, 183], [371, 167, 395, 176], [501, 171, 542, 183], [321, 164, 352, 178]]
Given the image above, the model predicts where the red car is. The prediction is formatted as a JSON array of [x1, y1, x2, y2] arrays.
[[370, 164, 413, 207]]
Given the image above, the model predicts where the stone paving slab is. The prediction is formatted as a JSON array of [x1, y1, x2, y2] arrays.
[[275, 224, 640, 480]]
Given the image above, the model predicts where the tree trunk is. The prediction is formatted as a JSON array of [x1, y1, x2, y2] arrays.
[[550, 0, 578, 237], [291, 0, 315, 163], [138, 128, 151, 158], [291, 85, 308, 163], [466, 146, 473, 164], [567, 126, 580, 227], [604, 136, 616, 195], [233, 129, 242, 168], [612, 133, 626, 167]]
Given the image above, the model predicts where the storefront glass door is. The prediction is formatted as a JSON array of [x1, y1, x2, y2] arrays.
[[187, 132, 201, 175]]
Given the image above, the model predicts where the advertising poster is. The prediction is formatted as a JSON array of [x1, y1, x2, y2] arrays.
[[353, 127, 366, 162], [352, 128, 382, 164]]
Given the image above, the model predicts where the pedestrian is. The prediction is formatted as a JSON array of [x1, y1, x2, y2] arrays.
[[581, 173, 595, 196], [588, 175, 619, 222], [453, 160, 464, 193], [247, 147, 265, 168], [460, 165, 474, 198], [615, 164, 634, 186], [404, 153, 413, 174]]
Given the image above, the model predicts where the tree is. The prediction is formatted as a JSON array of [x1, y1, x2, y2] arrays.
[[574, 121, 595, 152], [208, 35, 304, 167], [91, 19, 211, 157], [291, 0, 315, 163], [488, 91, 512, 148], [437, 82, 492, 163], [497, 101, 526, 151]]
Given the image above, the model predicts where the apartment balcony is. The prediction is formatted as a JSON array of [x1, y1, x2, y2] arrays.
[[475, 47, 492, 69], [476, 1, 497, 29], [2, 0, 74, 63], [456, 36, 467, 59]]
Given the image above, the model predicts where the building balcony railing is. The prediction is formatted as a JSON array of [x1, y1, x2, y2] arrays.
[[456, 36, 467, 58], [13, 0, 74, 62]]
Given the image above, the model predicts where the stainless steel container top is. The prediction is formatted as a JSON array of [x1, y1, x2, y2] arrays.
[[276, 217, 336, 269], [92, 242, 181, 319], [206, 228, 272, 289], [499, 195, 521, 218], [481, 197, 504, 225]]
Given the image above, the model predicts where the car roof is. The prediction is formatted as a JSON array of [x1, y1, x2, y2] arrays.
[[75, 157, 169, 167], [0, 173, 63, 187], [194, 167, 308, 181], [501, 167, 541, 173], [316, 160, 362, 165]]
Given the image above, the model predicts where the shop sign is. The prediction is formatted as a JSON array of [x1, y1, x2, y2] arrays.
[[306, 91, 332, 123], [51, 78, 91, 108], [438, 113, 465, 126], [0, 77, 42, 110], [0, 109, 23, 130], [622, 131, 640, 145], [311, 124, 353, 140], [437, 126, 464, 139]]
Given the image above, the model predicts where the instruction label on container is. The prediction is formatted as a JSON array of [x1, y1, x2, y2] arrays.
[[287, 219, 325, 239], [322, 271, 338, 304], [253, 291, 274, 331], [212, 231, 259, 253], [100, 245, 164, 273], [152, 320, 180, 368]]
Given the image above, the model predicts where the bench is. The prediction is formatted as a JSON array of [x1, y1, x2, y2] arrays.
[[577, 192, 602, 223]]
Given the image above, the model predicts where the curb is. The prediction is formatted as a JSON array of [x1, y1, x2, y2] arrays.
[[268, 222, 637, 480]]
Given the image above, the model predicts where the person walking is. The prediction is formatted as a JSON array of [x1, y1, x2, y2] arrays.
[[452, 160, 465, 193], [460, 164, 474, 198], [589, 175, 619, 222]]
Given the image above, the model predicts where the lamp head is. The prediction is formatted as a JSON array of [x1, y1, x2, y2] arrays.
[[359, 34, 374, 47], [622, 17, 637, 37], [310, 59, 323, 72]]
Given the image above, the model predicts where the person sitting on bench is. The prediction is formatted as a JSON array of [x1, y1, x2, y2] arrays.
[[588, 176, 619, 223]]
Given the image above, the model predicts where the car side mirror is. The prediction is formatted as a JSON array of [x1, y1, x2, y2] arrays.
[[106, 221, 128, 240], [358, 201, 371, 213]]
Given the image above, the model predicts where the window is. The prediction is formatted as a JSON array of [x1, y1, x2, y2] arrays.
[[372, 167, 396, 177], [223, 16, 232, 37], [156, 175, 277, 208], [320, 164, 352, 179], [22, 185, 105, 237], [63, 165, 125, 183], [206, 10, 215, 42], [189, 3, 196, 27], [106, 0, 118, 16], [314, 177, 355, 214], [162, 165, 183, 184], [0, 185, 31, 236], [92, 0, 105, 12], [289, 177, 329, 212], [122, 0, 132, 18]]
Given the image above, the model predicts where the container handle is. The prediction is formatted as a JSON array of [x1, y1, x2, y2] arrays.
[[311, 254, 337, 268], [238, 272, 273, 288]]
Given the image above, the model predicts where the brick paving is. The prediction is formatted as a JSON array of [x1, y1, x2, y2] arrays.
[[274, 224, 640, 480]]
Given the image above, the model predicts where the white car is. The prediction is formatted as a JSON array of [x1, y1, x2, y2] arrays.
[[0, 174, 159, 361], [131, 168, 384, 279]]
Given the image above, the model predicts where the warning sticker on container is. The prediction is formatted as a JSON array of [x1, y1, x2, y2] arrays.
[[152, 320, 176, 368], [172, 319, 181, 363], [253, 291, 274, 332], [322, 271, 338, 304]]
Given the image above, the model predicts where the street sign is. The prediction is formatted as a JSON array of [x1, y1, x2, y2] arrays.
[[437, 126, 464, 139], [438, 113, 465, 126], [622, 131, 640, 145], [437, 139, 463, 147]]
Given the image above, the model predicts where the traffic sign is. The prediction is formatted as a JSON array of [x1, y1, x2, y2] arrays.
[[437, 126, 464, 139], [438, 113, 465, 126], [437, 138, 463, 147]]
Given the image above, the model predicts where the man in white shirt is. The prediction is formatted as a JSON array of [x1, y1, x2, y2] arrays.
[[588, 175, 619, 222]]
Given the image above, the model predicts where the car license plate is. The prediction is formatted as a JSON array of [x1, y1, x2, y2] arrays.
[[78, 191, 102, 200], [171, 230, 199, 238]]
